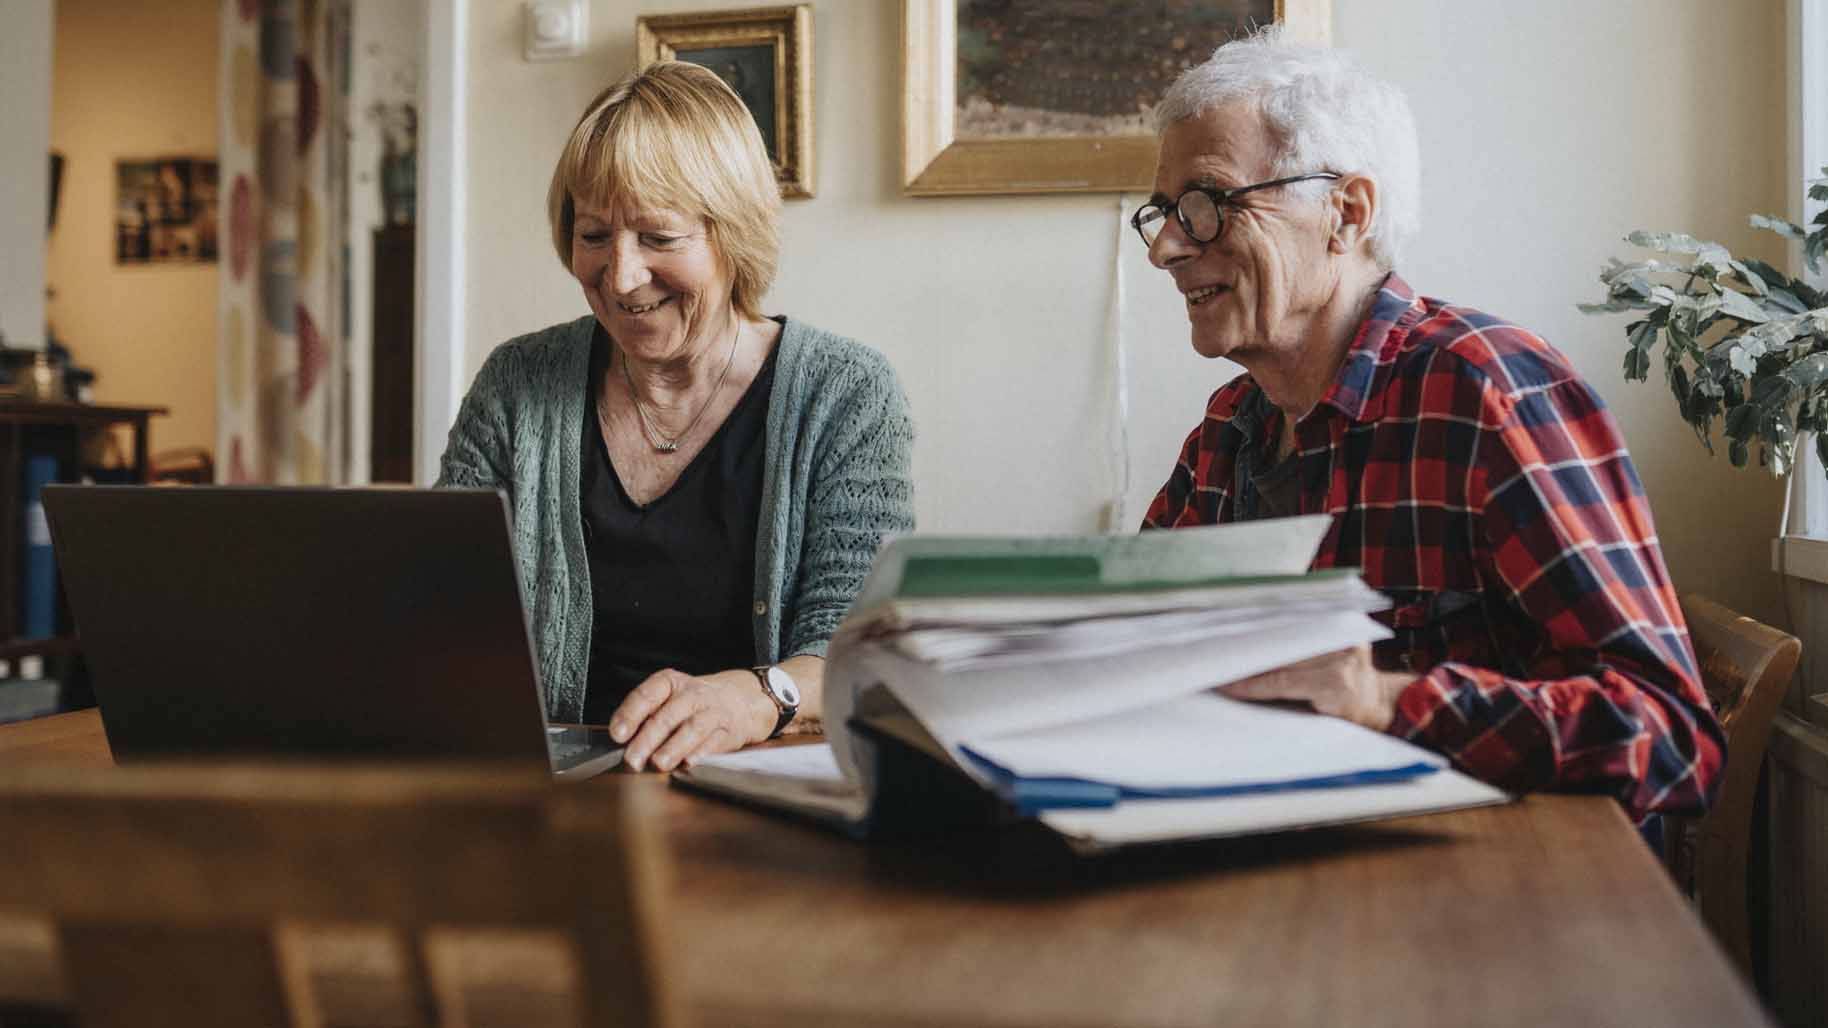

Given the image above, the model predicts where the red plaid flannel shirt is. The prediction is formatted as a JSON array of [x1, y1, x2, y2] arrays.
[[1144, 274, 1724, 823]]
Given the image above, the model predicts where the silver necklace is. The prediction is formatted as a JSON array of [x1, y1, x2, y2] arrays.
[[608, 317, 741, 454]]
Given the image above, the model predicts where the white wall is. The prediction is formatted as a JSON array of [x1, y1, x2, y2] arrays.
[[346, 0, 423, 482], [461, 0, 1790, 625], [1345, 0, 1790, 629], [0, 0, 54, 352]]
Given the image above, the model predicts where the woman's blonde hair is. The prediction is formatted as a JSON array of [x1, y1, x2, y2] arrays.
[[547, 61, 781, 320]]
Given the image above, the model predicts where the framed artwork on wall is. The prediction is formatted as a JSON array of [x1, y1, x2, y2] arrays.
[[115, 157, 220, 264], [636, 5, 815, 199], [903, 0, 1331, 197]]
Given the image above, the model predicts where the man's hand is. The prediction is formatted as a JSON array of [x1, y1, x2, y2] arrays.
[[1218, 645, 1417, 732], [610, 669, 776, 772]]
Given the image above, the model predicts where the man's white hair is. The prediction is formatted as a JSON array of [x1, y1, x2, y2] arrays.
[[1156, 26, 1420, 269]]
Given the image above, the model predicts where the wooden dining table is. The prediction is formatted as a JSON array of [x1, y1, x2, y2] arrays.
[[0, 709, 1774, 1027]]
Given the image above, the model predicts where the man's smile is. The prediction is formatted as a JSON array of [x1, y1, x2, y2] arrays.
[[1185, 284, 1229, 306]]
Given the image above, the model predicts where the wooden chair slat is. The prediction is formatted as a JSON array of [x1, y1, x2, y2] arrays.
[[57, 923, 291, 1028], [0, 763, 683, 1028], [1671, 594, 1801, 980]]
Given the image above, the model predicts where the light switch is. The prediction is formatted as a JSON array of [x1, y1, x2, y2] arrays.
[[524, 0, 587, 61]]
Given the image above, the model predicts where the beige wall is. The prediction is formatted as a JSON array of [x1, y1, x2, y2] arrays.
[[462, 0, 1790, 625], [49, 0, 219, 459]]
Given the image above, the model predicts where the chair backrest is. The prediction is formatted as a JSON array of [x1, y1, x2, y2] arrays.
[[0, 762, 682, 1028], [1676, 593, 1801, 978], [148, 445, 214, 485]]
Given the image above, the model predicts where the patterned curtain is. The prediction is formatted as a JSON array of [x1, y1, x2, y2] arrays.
[[217, 0, 349, 483]]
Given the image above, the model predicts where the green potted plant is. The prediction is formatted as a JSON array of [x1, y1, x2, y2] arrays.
[[1582, 167, 1828, 477]]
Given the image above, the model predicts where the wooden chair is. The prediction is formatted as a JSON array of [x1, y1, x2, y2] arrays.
[[0, 763, 682, 1028], [147, 446, 214, 485], [1668, 594, 1801, 979]]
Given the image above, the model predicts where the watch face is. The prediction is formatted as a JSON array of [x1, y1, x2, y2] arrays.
[[764, 666, 800, 707]]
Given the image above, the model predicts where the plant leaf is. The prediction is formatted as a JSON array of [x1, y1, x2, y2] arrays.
[[1626, 229, 1715, 255], [1666, 320, 1700, 375], [1753, 374, 1793, 408], [1791, 356, 1828, 396], [1579, 299, 1649, 315], [1727, 343, 1758, 377], [1601, 258, 1690, 284], [1752, 213, 1808, 239], [1725, 402, 1759, 441], [1691, 385, 1722, 422], [1744, 257, 1790, 287], [1623, 319, 1659, 382], [1734, 262, 1770, 297], [1789, 354, 1828, 392], [1716, 289, 1772, 324], [1692, 243, 1737, 277], [1765, 286, 1810, 315], [1624, 346, 1652, 380], [1744, 316, 1804, 357]]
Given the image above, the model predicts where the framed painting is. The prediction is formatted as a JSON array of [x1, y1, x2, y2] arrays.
[[115, 157, 220, 264], [903, 0, 1331, 196], [637, 5, 815, 199]]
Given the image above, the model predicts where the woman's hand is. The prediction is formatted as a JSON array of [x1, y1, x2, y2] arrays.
[[611, 669, 776, 772]]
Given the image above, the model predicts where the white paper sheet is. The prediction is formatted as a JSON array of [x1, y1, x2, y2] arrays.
[[680, 744, 869, 824], [852, 571, 1382, 634], [888, 585, 1387, 670], [689, 743, 846, 780], [885, 610, 1392, 749], [961, 691, 1443, 789]]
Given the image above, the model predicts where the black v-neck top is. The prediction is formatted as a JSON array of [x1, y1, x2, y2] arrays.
[[579, 325, 775, 724]]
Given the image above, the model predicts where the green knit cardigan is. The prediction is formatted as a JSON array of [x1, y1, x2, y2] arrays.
[[436, 315, 915, 722]]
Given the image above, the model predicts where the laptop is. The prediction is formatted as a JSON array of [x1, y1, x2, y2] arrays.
[[42, 485, 623, 780]]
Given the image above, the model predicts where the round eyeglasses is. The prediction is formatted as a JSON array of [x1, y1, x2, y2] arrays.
[[1131, 173, 1342, 247]]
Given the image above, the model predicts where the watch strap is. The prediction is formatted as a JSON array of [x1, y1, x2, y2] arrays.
[[750, 666, 796, 739]]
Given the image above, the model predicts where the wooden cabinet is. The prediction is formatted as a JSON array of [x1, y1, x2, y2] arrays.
[[370, 225, 415, 482], [0, 402, 164, 661]]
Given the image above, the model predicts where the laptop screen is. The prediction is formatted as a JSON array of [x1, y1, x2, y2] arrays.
[[44, 486, 555, 764]]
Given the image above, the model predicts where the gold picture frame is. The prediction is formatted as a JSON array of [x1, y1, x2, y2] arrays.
[[637, 5, 815, 199], [903, 0, 1332, 197]]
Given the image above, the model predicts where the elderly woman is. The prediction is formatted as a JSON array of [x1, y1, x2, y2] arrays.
[[1137, 29, 1722, 825], [438, 62, 913, 772]]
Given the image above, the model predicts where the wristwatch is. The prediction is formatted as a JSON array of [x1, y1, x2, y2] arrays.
[[750, 665, 801, 739]]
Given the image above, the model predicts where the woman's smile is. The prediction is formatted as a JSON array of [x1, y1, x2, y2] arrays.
[[617, 296, 670, 315]]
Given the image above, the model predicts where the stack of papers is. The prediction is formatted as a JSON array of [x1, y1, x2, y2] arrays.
[[677, 516, 1508, 850]]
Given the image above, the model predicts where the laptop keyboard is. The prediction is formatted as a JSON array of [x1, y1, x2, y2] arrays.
[[545, 724, 624, 772], [549, 738, 598, 765]]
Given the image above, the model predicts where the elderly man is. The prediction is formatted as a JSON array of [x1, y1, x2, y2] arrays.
[[1138, 29, 1722, 824]]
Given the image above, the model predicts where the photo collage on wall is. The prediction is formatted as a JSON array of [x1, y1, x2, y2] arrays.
[[115, 157, 220, 265]]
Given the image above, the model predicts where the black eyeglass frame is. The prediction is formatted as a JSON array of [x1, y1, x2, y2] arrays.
[[1131, 172, 1343, 247]]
